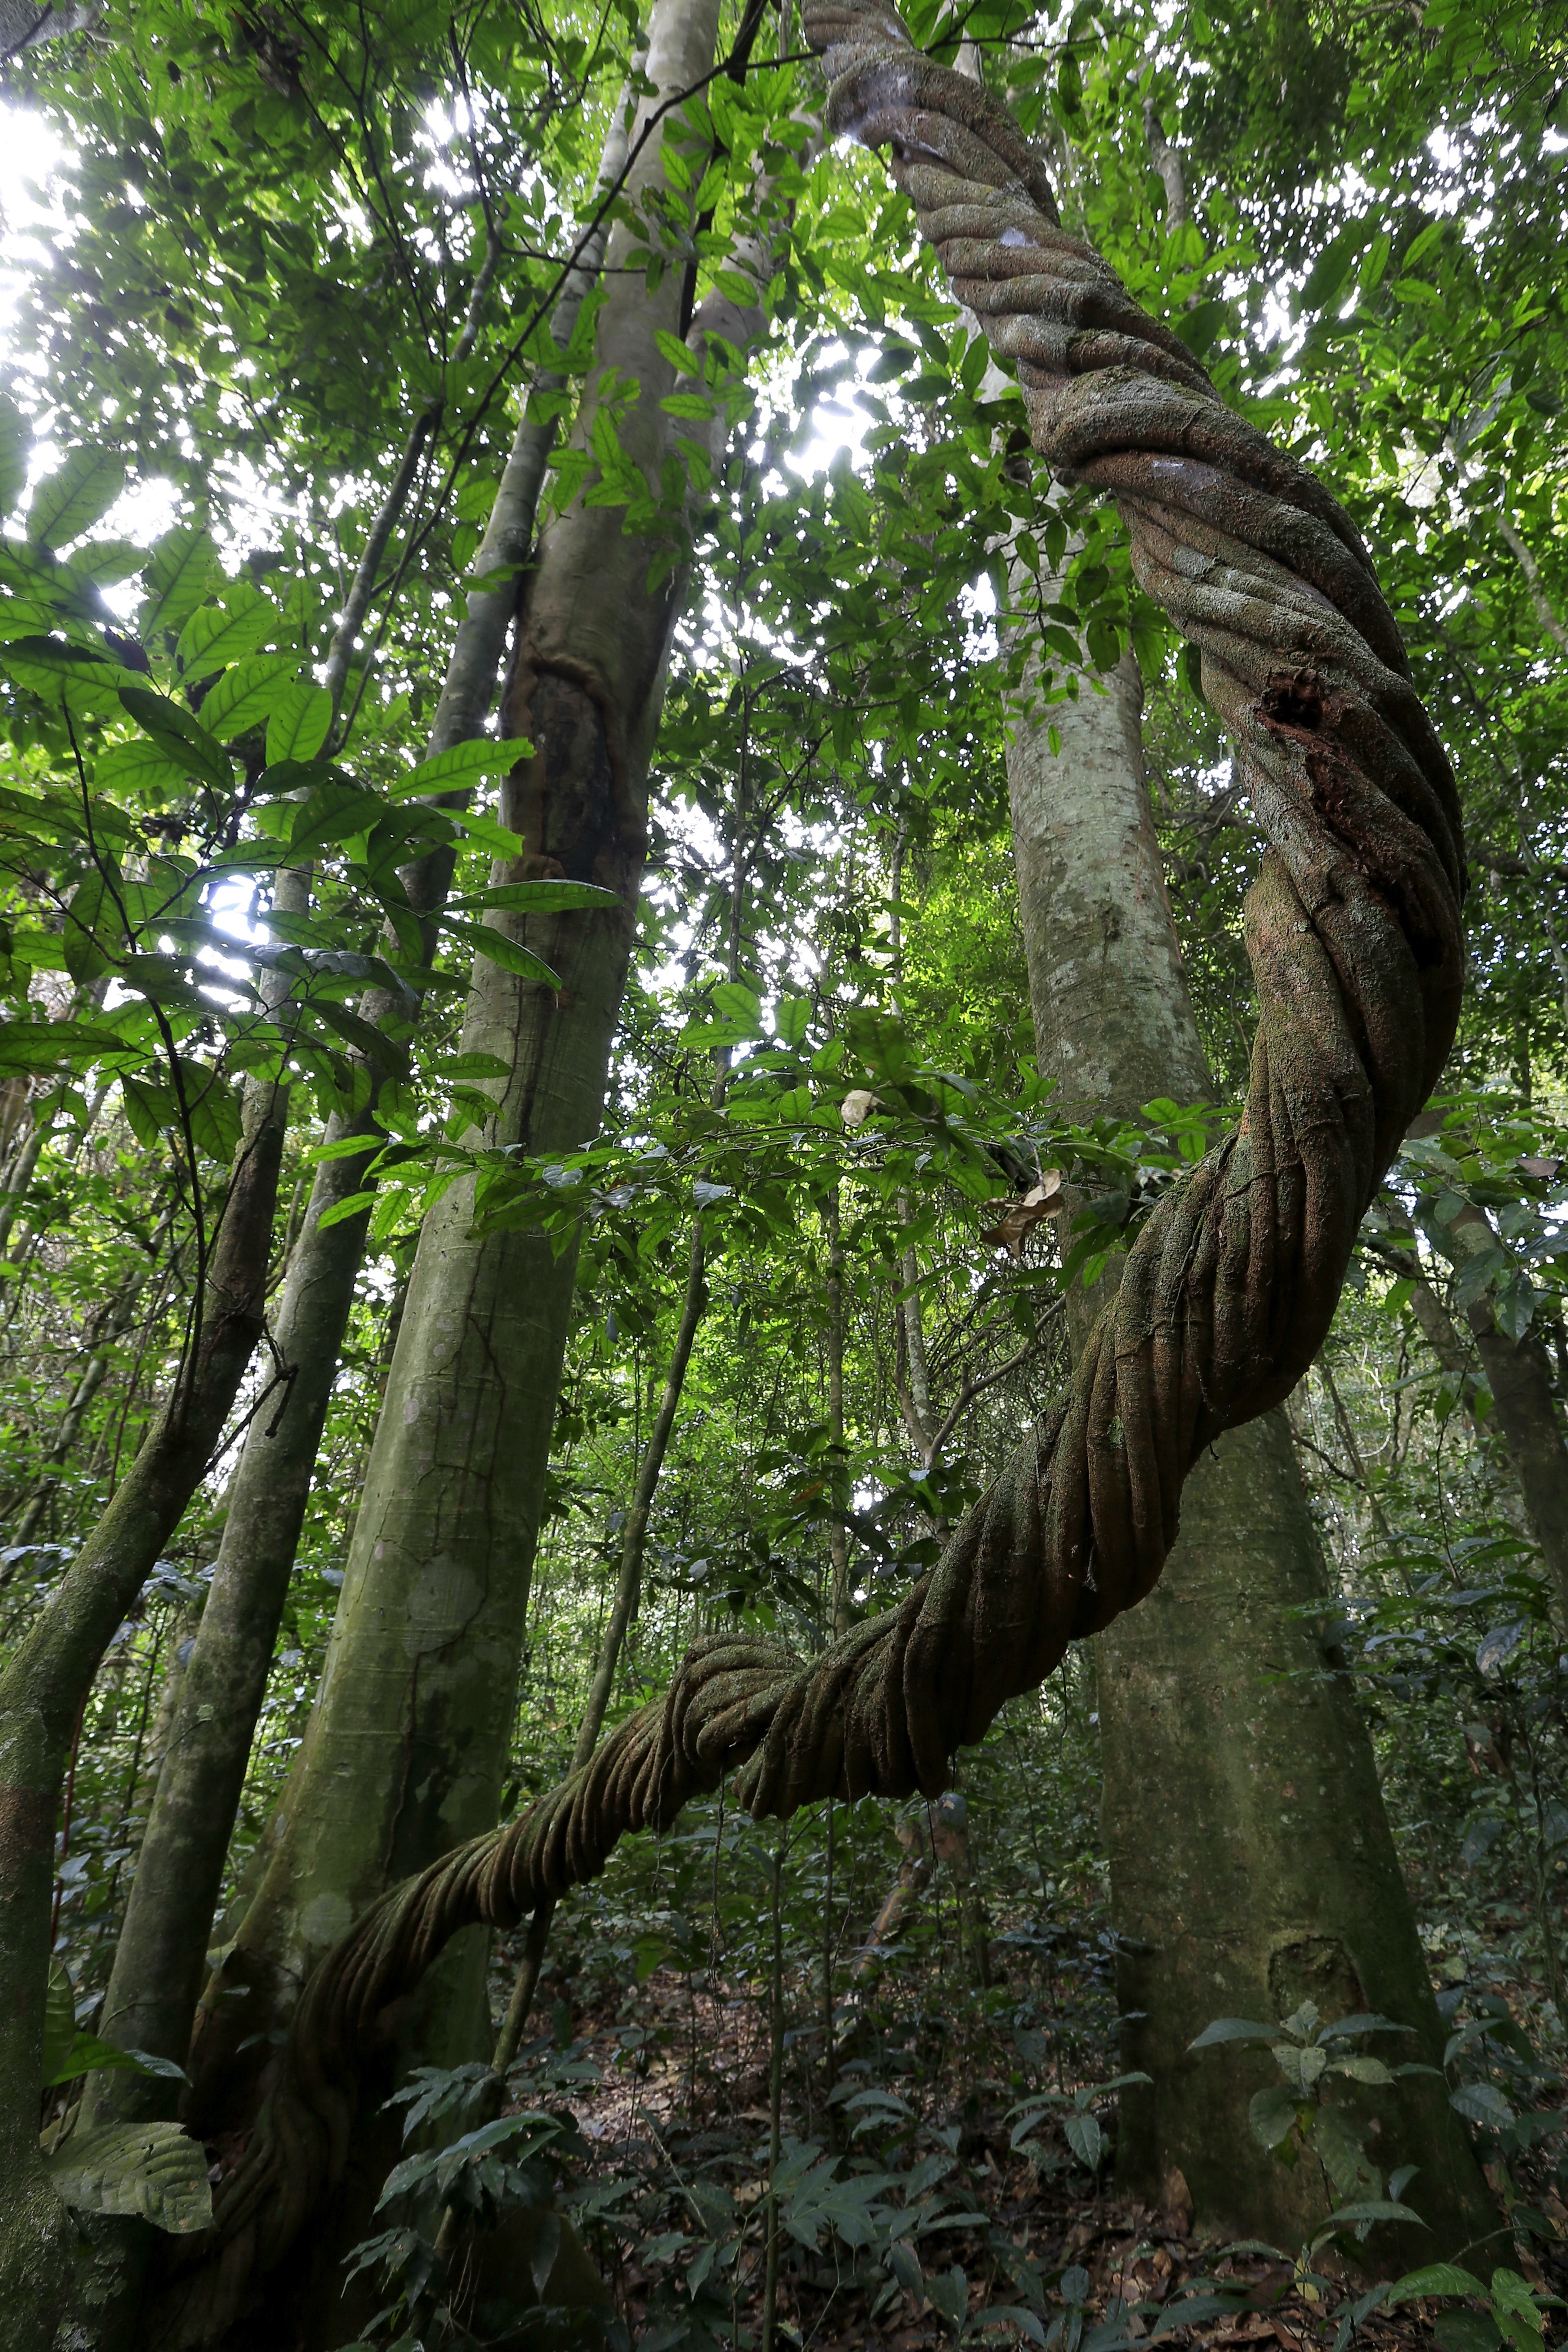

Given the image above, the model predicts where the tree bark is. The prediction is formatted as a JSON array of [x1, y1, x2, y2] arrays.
[[0, 1119, 45, 1257], [826, 1186, 852, 1637], [183, 0, 744, 2158], [0, 1067, 288, 2341], [1004, 617, 1494, 2254], [579, 1216, 708, 1749], [105, 87, 645, 2129], [1444, 1201, 1568, 1626], [9, 1225, 168, 1546]]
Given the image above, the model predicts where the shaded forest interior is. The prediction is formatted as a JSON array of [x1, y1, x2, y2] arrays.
[[0, 0, 1564, 2347]]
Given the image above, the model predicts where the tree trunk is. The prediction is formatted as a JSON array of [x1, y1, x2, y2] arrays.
[[184, 0, 741, 2165], [1005, 632, 1494, 2254], [1442, 1200, 1568, 1627], [10, 1226, 169, 1546], [104, 91, 646, 2132], [0, 1069, 287, 2341], [579, 1217, 708, 1748], [826, 1186, 851, 1637], [0, 1119, 45, 1257]]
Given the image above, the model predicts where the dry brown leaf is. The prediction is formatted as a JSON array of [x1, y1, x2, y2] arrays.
[[980, 1168, 1064, 1258]]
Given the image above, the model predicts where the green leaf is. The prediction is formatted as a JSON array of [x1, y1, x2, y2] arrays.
[[1151, 2294, 1248, 2340], [286, 783, 387, 859], [94, 738, 189, 803], [445, 806, 526, 858], [448, 881, 620, 916], [174, 1062, 243, 1163], [198, 655, 299, 741], [1248, 2083, 1303, 2150], [140, 523, 219, 639], [1300, 223, 1367, 316], [1311, 2107, 1380, 2202], [441, 915, 560, 989], [308, 998, 403, 1071], [47, 2031, 186, 2089], [315, 1188, 378, 1233], [1063, 2110, 1102, 2170], [1321, 2198, 1425, 2228], [1172, 296, 1227, 355], [2, 637, 144, 711], [0, 1019, 140, 1077], [265, 680, 334, 764], [654, 327, 700, 376], [176, 584, 278, 679], [28, 447, 127, 549], [42, 1962, 76, 2086], [118, 687, 233, 794], [44, 2119, 213, 2234], [388, 737, 534, 800], [1434, 2316, 1503, 2352], [1392, 2265, 1489, 2303], [64, 537, 145, 586], [122, 1074, 177, 1150], [1451, 2082, 1515, 2129], [1328, 2054, 1394, 2084], [0, 385, 31, 519]]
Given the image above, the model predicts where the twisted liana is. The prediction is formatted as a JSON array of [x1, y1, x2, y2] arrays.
[[154, 9, 1463, 2339]]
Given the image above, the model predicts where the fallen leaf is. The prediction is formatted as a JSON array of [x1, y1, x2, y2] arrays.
[[980, 1195, 1054, 1259]]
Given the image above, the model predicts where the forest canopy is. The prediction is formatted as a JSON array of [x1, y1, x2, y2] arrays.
[[0, 0, 1564, 2348]]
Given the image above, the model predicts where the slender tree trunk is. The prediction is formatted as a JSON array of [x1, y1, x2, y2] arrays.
[[886, 838, 937, 1461], [580, 1217, 708, 1747], [10, 1228, 168, 1546], [11, 1353, 111, 1546], [826, 1187, 851, 1637], [183, 0, 748, 2193], [1004, 616, 1494, 2253], [444, 1209, 711, 2156], [0, 1120, 45, 1256], [1443, 1201, 1568, 1626], [0, 1069, 288, 2341], [104, 93, 643, 2127]]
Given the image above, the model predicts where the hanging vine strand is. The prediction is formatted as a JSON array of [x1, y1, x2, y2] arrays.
[[157, 7, 1465, 2337]]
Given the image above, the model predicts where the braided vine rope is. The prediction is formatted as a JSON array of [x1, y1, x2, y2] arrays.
[[159, 10, 1465, 2338]]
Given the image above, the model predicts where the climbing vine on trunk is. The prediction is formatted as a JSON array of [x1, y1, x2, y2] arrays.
[[155, 4, 1467, 2335]]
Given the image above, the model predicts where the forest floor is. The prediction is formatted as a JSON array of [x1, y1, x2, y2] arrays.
[[490, 1907, 1568, 2352]]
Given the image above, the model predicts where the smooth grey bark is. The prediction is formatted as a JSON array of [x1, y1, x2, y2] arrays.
[[1498, 512, 1568, 656], [0, 2, 98, 57], [0, 1120, 45, 1257], [886, 841, 938, 1462], [455, 1210, 710, 2134], [1443, 1200, 1568, 1627], [90, 868, 316, 2123], [826, 1187, 851, 1637], [580, 1215, 708, 1747], [1004, 612, 1495, 2256], [103, 98, 642, 2128], [0, 1069, 289, 2346], [186, 0, 752, 2138]]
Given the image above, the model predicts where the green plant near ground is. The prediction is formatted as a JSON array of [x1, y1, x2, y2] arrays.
[[1006, 2069, 1154, 2181], [1388, 2258, 1564, 2352], [1190, 2002, 1436, 2258]]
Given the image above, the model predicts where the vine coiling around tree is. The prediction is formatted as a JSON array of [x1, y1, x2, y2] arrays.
[[159, 5, 1466, 2337]]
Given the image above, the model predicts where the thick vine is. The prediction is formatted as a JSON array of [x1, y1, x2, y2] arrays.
[[155, 7, 1465, 2339]]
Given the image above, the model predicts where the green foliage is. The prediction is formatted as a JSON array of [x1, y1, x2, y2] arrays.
[[0, 1, 1564, 2343]]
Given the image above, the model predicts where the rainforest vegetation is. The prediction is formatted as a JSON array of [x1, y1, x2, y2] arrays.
[[0, 0, 1564, 2347]]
